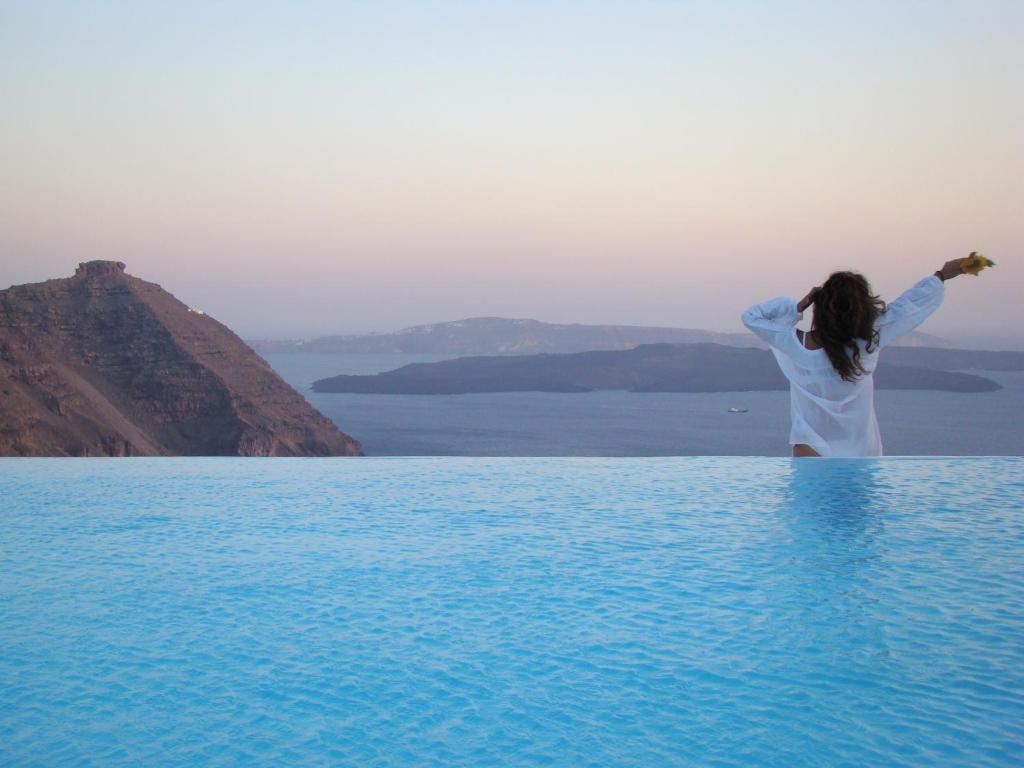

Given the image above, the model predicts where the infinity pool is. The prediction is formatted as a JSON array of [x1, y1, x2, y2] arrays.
[[1, 458, 1022, 766]]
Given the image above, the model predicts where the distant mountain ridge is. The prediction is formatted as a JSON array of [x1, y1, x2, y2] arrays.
[[312, 343, 1014, 395], [251, 316, 950, 355], [0, 261, 362, 456]]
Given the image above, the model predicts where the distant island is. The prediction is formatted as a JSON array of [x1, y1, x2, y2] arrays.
[[0, 261, 361, 457], [312, 343, 1016, 395], [251, 316, 950, 356]]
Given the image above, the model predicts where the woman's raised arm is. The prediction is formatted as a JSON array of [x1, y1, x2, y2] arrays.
[[875, 258, 965, 348], [741, 296, 802, 348]]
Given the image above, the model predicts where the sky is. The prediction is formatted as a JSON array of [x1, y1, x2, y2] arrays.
[[1, 1, 1021, 345]]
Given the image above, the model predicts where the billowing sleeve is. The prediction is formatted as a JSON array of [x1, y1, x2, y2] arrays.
[[876, 275, 945, 348], [741, 296, 802, 349]]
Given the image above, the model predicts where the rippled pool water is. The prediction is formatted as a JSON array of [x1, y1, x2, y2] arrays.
[[1, 457, 1022, 766]]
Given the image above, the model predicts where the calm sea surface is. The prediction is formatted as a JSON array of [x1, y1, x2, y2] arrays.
[[1, 457, 1022, 766], [264, 353, 1024, 456]]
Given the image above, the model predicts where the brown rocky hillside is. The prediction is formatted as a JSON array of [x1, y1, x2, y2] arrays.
[[0, 261, 361, 456]]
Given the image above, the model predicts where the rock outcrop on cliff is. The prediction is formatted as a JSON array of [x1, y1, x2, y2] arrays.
[[0, 262, 361, 456]]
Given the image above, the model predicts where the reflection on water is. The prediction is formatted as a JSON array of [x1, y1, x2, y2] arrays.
[[785, 458, 883, 538], [772, 459, 890, 661], [781, 457, 887, 575]]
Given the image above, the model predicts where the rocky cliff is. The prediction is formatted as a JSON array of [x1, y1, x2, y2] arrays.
[[0, 262, 361, 456]]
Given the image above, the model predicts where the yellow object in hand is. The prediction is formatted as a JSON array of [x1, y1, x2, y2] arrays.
[[961, 252, 995, 276]]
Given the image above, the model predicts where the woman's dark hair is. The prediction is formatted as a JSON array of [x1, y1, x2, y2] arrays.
[[811, 271, 886, 382]]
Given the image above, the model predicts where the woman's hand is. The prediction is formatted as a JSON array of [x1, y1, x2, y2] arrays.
[[797, 287, 821, 313], [938, 257, 967, 281]]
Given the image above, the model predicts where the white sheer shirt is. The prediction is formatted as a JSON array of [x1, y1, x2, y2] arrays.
[[741, 275, 945, 457]]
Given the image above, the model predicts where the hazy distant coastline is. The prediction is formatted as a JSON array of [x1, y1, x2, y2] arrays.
[[311, 343, 1017, 395], [249, 316, 951, 356]]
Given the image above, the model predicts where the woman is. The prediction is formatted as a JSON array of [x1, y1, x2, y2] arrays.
[[742, 257, 969, 457]]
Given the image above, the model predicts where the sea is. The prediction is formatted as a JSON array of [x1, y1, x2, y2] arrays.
[[263, 353, 1024, 456]]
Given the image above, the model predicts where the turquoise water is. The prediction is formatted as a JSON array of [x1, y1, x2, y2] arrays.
[[1, 457, 1022, 766]]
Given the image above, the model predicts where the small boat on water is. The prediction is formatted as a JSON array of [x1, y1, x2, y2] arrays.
[[727, 407, 749, 413]]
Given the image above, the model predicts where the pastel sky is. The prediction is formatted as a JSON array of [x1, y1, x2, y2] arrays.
[[2, 1, 1021, 344]]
